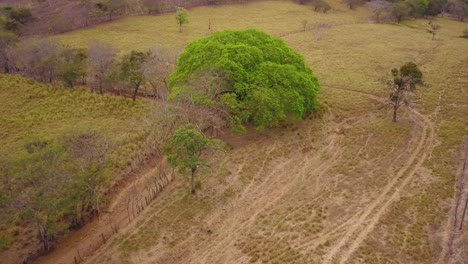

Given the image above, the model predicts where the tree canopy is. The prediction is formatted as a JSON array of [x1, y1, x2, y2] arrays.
[[164, 125, 223, 193], [388, 62, 423, 122], [168, 29, 320, 132], [175, 6, 189, 33]]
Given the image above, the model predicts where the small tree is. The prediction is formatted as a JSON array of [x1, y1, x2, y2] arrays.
[[0, 31, 17, 73], [368, 0, 392, 23], [175, 6, 189, 33], [343, 0, 363, 9], [119, 50, 148, 101], [164, 125, 224, 194], [387, 62, 423, 122], [142, 47, 177, 99], [87, 40, 117, 94], [427, 20, 440, 40], [302, 19, 308, 32], [392, 1, 411, 23], [58, 48, 87, 87], [462, 28, 468, 38], [449, 0, 468, 22]]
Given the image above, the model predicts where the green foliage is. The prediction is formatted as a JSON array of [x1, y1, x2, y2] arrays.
[[95, 0, 126, 20], [392, 1, 411, 23], [169, 29, 320, 132], [10, 8, 33, 24], [164, 125, 224, 193], [119, 50, 148, 101], [312, 0, 331, 13], [389, 62, 423, 121], [59, 48, 87, 87], [0, 7, 33, 33], [0, 234, 11, 250], [462, 28, 468, 38], [408, 0, 430, 16], [175, 6, 189, 32], [1, 6, 13, 11], [396, 62, 423, 89]]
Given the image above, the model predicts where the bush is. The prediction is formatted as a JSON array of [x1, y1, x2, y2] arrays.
[[169, 29, 321, 132], [312, 0, 331, 13], [10, 8, 33, 24], [462, 29, 468, 38]]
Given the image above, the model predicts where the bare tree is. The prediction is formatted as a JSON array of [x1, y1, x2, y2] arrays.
[[64, 132, 111, 225], [367, 0, 392, 23], [7, 38, 61, 83], [449, 0, 468, 21], [343, 0, 363, 10], [427, 20, 440, 40], [143, 47, 178, 99], [0, 31, 17, 73], [87, 40, 117, 94]]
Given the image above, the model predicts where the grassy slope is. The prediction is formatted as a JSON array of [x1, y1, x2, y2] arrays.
[[0, 74, 153, 171], [48, 0, 468, 263], [55, 0, 367, 53]]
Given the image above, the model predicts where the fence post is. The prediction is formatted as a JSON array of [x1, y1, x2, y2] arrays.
[[460, 194, 468, 230]]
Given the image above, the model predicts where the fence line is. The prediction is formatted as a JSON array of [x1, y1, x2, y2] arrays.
[[72, 163, 173, 264]]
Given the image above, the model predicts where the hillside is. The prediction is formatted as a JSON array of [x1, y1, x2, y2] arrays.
[[37, 1, 468, 264], [0, 74, 165, 263], [1, 0, 467, 263]]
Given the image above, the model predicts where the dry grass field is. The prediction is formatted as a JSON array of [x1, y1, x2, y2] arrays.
[[31, 0, 468, 263]]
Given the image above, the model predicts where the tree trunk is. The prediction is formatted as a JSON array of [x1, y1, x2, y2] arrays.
[[393, 105, 398, 122], [98, 77, 103, 94], [191, 167, 196, 194], [132, 83, 140, 101], [36, 221, 50, 251], [179, 23, 182, 33]]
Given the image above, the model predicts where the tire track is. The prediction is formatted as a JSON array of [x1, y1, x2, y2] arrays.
[[322, 95, 434, 263]]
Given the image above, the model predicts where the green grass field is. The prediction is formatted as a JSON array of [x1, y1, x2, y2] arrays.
[[14, 0, 468, 263], [0, 74, 155, 171], [56, 0, 368, 53]]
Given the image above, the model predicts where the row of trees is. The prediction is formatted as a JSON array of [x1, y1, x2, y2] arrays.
[[0, 132, 111, 251], [3, 0, 252, 35], [0, 5, 34, 33], [299, 0, 468, 23], [0, 37, 177, 101]]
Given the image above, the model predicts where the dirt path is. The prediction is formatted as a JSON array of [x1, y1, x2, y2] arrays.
[[311, 86, 436, 263], [35, 160, 174, 264], [441, 138, 468, 264], [328, 109, 434, 264]]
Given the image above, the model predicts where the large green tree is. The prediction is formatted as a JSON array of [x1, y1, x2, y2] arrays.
[[168, 29, 320, 133]]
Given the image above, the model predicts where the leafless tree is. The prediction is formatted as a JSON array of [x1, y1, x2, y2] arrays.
[[367, 0, 392, 23], [7, 38, 61, 83], [142, 47, 178, 99], [427, 20, 440, 40], [343, 0, 363, 10], [87, 40, 117, 94], [64, 132, 111, 226], [449, 0, 467, 21]]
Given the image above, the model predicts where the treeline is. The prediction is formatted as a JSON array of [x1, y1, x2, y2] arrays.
[[0, 73, 185, 258], [2, 0, 253, 35], [298, 0, 468, 22], [0, 36, 177, 101], [3, 0, 466, 35], [1, 132, 111, 252]]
